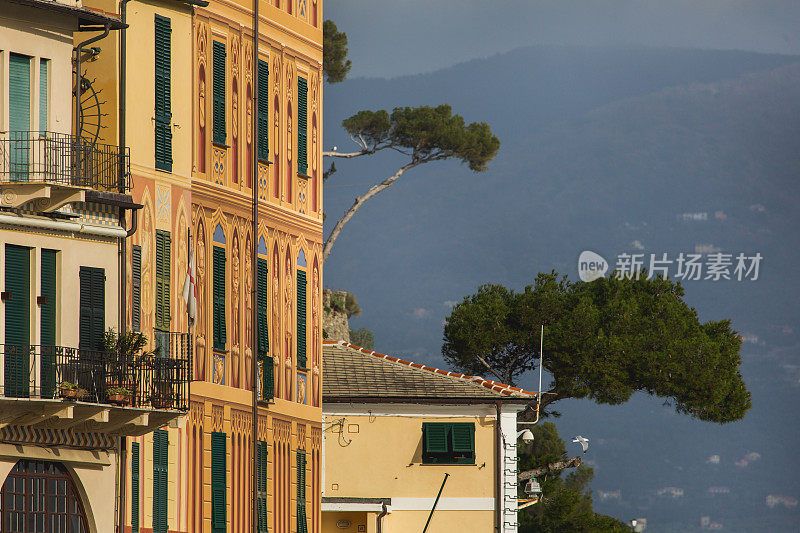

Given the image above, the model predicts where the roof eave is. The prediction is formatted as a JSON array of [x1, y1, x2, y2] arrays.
[[323, 396, 535, 405], [5, 0, 127, 30]]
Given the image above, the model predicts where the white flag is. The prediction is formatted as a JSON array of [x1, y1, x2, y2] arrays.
[[182, 239, 197, 327]]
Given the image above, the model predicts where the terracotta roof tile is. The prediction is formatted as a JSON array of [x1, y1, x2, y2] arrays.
[[322, 341, 537, 401]]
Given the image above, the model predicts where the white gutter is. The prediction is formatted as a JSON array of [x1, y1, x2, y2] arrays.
[[0, 212, 127, 239]]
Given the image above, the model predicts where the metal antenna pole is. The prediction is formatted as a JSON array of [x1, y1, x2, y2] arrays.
[[422, 473, 450, 533]]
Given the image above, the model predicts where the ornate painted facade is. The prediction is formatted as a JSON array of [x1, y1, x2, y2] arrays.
[[81, 0, 324, 531]]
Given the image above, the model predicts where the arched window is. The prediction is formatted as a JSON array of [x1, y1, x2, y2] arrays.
[[1, 460, 90, 532], [296, 249, 307, 371], [212, 224, 226, 352]]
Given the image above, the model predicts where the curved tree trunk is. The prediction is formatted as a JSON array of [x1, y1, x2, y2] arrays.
[[518, 456, 582, 481], [322, 161, 420, 262]]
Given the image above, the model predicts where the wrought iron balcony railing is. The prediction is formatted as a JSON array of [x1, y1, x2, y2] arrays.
[[0, 131, 130, 192], [0, 343, 190, 411]]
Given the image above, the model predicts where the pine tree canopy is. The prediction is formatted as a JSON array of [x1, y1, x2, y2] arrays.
[[341, 105, 500, 171], [323, 20, 351, 83], [442, 272, 751, 424]]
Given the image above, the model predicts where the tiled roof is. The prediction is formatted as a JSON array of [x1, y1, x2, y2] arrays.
[[323, 341, 538, 401]]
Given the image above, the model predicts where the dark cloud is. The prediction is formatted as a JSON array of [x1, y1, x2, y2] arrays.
[[327, 0, 800, 78]]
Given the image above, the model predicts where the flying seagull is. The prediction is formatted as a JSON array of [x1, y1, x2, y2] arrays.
[[572, 436, 590, 454]]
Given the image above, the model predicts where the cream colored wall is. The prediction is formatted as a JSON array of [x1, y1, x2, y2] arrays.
[[70, 458, 119, 533], [0, 7, 75, 134], [324, 413, 496, 499], [0, 451, 119, 533], [0, 228, 120, 348]]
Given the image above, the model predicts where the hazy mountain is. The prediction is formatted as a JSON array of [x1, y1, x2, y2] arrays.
[[322, 46, 800, 531]]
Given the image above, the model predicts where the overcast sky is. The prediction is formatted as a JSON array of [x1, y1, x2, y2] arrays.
[[326, 0, 800, 78]]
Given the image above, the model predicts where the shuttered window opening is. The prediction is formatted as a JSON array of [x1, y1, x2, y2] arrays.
[[155, 231, 171, 331], [40, 250, 57, 398], [257, 258, 273, 401], [154, 15, 173, 171], [297, 77, 308, 175], [256, 441, 268, 533], [257, 59, 269, 161], [131, 245, 142, 332], [422, 423, 476, 464], [5, 244, 31, 398], [296, 269, 307, 369], [39, 59, 49, 133], [213, 247, 227, 351], [131, 442, 140, 533], [212, 41, 227, 145], [296, 450, 307, 533], [79, 267, 105, 352], [257, 258, 269, 356], [211, 432, 227, 533], [9, 53, 31, 182], [153, 430, 168, 533]]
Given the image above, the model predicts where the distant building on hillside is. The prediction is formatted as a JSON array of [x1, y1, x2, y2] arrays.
[[597, 490, 622, 501], [657, 486, 684, 498]]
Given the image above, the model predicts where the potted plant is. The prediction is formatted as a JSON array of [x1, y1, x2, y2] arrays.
[[107, 387, 132, 406], [60, 381, 78, 399]]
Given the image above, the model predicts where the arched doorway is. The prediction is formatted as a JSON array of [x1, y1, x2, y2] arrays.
[[1, 460, 90, 532]]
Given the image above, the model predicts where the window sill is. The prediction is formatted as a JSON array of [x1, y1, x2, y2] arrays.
[[296, 172, 311, 180], [212, 141, 229, 150], [258, 158, 272, 166]]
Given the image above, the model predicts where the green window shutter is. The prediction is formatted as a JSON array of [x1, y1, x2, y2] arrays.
[[451, 423, 475, 453], [296, 270, 307, 369], [212, 41, 227, 145], [257, 441, 268, 533], [257, 258, 269, 356], [257, 60, 269, 161], [211, 432, 227, 532], [261, 355, 274, 401], [153, 429, 169, 533], [155, 231, 171, 331], [131, 245, 142, 332], [297, 77, 308, 175], [4, 245, 30, 398], [296, 450, 307, 533], [131, 442, 140, 533], [9, 53, 30, 133], [154, 15, 173, 172], [9, 53, 31, 182], [212, 247, 227, 351], [423, 423, 448, 454], [39, 59, 48, 133], [79, 267, 105, 352], [40, 250, 57, 397]]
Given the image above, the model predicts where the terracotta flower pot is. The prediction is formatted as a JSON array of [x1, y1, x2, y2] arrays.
[[108, 393, 131, 405], [60, 387, 78, 399]]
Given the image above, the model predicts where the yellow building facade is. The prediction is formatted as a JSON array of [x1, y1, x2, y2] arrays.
[[322, 342, 533, 533], [0, 2, 189, 532], [80, 0, 324, 531]]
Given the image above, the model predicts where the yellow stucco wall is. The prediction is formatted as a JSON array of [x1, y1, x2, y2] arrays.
[[323, 411, 498, 532], [324, 414, 496, 498]]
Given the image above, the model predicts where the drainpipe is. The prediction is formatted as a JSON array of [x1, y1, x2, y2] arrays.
[[495, 401, 502, 532], [251, 1, 260, 532], [115, 4, 131, 532], [376, 501, 388, 533]]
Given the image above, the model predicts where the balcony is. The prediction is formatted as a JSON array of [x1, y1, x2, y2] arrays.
[[0, 340, 191, 436], [0, 131, 130, 210]]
